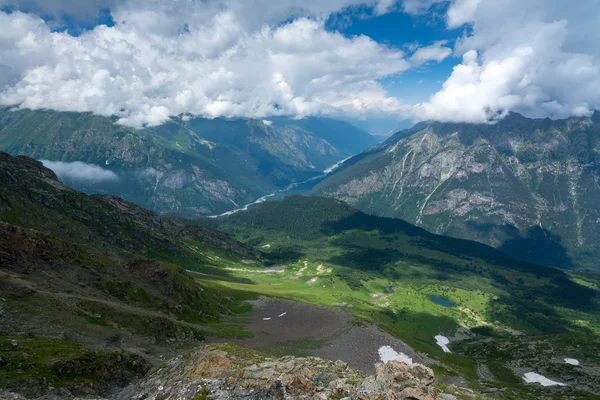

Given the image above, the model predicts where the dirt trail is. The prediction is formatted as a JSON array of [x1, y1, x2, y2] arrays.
[[3, 272, 216, 332]]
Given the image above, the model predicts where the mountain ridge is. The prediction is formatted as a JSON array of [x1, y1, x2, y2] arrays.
[[0, 108, 376, 217], [314, 112, 600, 270]]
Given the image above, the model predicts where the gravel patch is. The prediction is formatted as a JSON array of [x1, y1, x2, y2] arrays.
[[223, 297, 430, 373]]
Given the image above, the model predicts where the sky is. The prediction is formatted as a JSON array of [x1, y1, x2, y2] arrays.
[[0, 0, 599, 131]]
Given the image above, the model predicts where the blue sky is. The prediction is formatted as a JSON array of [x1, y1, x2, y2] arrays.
[[3, 0, 461, 110], [330, 7, 462, 105], [0, 0, 598, 131]]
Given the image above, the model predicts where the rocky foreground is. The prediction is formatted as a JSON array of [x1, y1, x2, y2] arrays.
[[2, 343, 437, 400]]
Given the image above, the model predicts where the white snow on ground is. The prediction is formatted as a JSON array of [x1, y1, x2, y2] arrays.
[[378, 346, 413, 364], [564, 358, 580, 365], [523, 372, 566, 387], [262, 318, 272, 321], [435, 335, 451, 353], [261, 243, 271, 249], [278, 312, 287, 317]]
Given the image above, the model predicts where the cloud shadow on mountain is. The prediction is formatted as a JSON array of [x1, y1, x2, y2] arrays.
[[465, 222, 574, 269]]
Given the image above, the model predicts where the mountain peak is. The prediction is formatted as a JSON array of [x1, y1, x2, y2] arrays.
[[315, 113, 600, 270]]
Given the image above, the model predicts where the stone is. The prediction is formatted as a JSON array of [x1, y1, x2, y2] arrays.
[[115, 344, 438, 400]]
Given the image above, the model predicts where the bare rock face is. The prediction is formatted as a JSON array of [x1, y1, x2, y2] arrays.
[[315, 112, 600, 270], [355, 362, 437, 400], [119, 344, 437, 400]]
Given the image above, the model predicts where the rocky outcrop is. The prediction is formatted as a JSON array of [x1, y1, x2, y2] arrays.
[[1, 344, 437, 400], [119, 343, 437, 400]]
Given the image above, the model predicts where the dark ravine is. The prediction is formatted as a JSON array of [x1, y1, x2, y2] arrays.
[[315, 112, 600, 270]]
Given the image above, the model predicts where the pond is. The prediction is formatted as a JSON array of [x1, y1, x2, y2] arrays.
[[428, 295, 457, 307]]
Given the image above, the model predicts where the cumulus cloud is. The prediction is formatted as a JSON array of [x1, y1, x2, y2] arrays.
[[414, 0, 600, 122], [410, 40, 452, 64], [3, 0, 595, 126], [41, 160, 119, 183], [446, 0, 480, 28], [0, 0, 422, 127]]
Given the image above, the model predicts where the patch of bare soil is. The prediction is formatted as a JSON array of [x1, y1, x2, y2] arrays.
[[215, 297, 430, 373]]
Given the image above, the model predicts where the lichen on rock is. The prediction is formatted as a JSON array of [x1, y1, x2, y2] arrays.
[[119, 343, 437, 400]]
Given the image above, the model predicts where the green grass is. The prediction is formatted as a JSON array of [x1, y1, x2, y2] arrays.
[[0, 335, 149, 397], [185, 196, 600, 398]]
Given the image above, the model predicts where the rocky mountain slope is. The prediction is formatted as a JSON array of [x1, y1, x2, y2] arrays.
[[0, 151, 259, 260], [315, 112, 600, 270], [0, 151, 262, 397], [2, 153, 599, 399], [2, 344, 439, 400], [0, 153, 444, 400], [0, 108, 377, 217]]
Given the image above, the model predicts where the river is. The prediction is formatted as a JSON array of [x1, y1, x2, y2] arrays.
[[208, 156, 351, 218]]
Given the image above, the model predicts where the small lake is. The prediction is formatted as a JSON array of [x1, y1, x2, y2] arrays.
[[428, 295, 457, 307]]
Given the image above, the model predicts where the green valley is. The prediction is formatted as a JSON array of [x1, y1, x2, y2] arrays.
[[199, 195, 600, 399]]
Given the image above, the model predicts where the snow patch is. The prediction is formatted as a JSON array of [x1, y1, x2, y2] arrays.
[[435, 335, 451, 353], [564, 358, 579, 366], [262, 317, 272, 321], [378, 346, 413, 364], [278, 312, 287, 317], [523, 372, 566, 387]]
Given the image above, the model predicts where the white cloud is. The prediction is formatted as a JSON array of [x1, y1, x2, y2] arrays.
[[373, 0, 398, 15], [446, 0, 480, 28], [414, 0, 600, 122], [41, 160, 119, 183], [401, 0, 445, 15], [0, 0, 118, 20], [410, 40, 452, 64], [3, 0, 595, 126], [0, 1, 415, 127]]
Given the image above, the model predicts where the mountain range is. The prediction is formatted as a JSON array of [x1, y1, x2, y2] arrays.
[[315, 112, 600, 271], [1, 151, 599, 399], [0, 107, 378, 217], [4, 107, 600, 272]]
